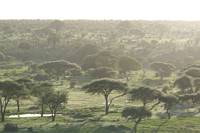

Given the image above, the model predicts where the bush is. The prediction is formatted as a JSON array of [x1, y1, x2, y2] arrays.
[[33, 73, 49, 81], [93, 125, 130, 133], [67, 109, 93, 118], [4, 123, 18, 132], [28, 106, 40, 110], [27, 127, 33, 132]]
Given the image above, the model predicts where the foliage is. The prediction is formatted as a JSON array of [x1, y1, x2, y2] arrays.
[[82, 78, 127, 114], [46, 90, 68, 121], [82, 78, 127, 95], [122, 106, 152, 120], [33, 73, 50, 81], [159, 94, 178, 119], [39, 60, 81, 78], [179, 93, 200, 105], [122, 106, 151, 133], [118, 56, 141, 73], [150, 62, 175, 80], [32, 82, 54, 117], [1, 20, 200, 132], [174, 76, 193, 93], [4, 123, 18, 132], [128, 86, 161, 106], [82, 51, 118, 70], [185, 68, 200, 78], [0, 81, 22, 121], [87, 67, 117, 79]]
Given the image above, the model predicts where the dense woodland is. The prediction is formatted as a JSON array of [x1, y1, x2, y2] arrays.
[[1, 20, 200, 133]]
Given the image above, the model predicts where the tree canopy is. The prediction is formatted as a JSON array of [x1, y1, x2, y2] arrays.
[[82, 78, 127, 114], [39, 60, 81, 78], [128, 86, 161, 107], [150, 62, 175, 80]]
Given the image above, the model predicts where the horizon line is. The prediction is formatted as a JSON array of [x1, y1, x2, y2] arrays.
[[1, 19, 200, 22]]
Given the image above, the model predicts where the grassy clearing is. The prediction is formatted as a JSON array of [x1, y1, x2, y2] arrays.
[[0, 88, 200, 133]]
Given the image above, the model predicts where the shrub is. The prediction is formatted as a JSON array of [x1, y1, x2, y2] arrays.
[[4, 123, 18, 132], [33, 73, 49, 81]]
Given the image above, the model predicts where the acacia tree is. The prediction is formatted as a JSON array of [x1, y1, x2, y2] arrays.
[[46, 91, 68, 121], [118, 56, 141, 81], [39, 60, 81, 80], [72, 43, 99, 65], [13, 86, 28, 116], [15, 78, 32, 115], [159, 94, 178, 119], [174, 76, 193, 93], [82, 78, 127, 114], [82, 50, 118, 70], [122, 107, 151, 133], [184, 68, 200, 92], [0, 81, 21, 122], [123, 86, 161, 133], [150, 62, 175, 80], [179, 93, 200, 109], [185, 68, 200, 78], [87, 67, 117, 79], [128, 86, 161, 108], [151, 94, 178, 133], [32, 82, 54, 117]]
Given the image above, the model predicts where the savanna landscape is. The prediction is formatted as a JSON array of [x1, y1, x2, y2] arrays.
[[1, 20, 200, 133]]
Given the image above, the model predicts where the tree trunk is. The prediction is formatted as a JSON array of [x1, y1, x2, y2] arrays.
[[0, 103, 3, 122], [52, 114, 55, 121], [0, 98, 9, 122], [41, 103, 44, 117], [104, 95, 109, 115], [133, 122, 138, 133], [132, 118, 141, 133], [1, 113, 5, 122], [17, 99, 20, 114], [143, 101, 146, 107], [16, 99, 20, 118], [52, 113, 56, 121], [166, 109, 171, 119]]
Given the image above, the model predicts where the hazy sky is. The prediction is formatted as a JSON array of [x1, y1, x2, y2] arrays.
[[0, 0, 200, 20]]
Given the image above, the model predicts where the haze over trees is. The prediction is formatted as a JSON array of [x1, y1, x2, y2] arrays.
[[0, 20, 200, 133]]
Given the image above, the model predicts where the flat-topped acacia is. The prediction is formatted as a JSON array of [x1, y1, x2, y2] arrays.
[[82, 78, 127, 114]]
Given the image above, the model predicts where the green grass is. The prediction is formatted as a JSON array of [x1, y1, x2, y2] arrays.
[[0, 69, 199, 133], [0, 88, 200, 133], [1, 115, 200, 133]]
